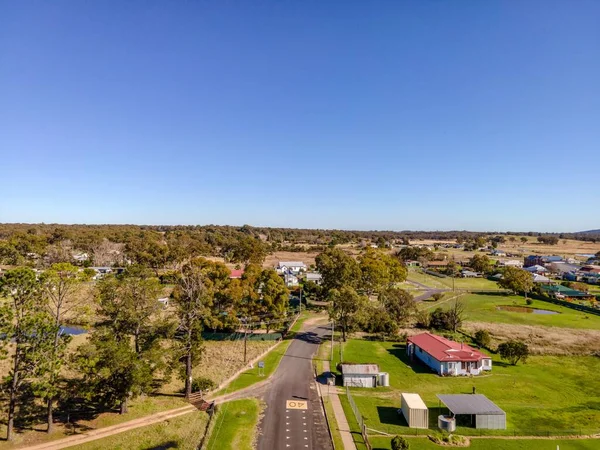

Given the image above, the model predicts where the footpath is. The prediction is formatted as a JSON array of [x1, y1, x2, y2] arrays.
[[321, 360, 357, 450]]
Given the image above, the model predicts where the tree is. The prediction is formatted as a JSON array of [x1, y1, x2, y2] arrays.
[[447, 300, 466, 332], [474, 329, 491, 348], [391, 436, 410, 450], [520, 237, 528, 243], [81, 267, 166, 413], [0, 268, 56, 441], [469, 254, 493, 274], [379, 287, 415, 326], [172, 262, 212, 399], [328, 286, 366, 342], [498, 340, 529, 365], [316, 247, 361, 293], [39, 263, 83, 432], [396, 246, 433, 263], [359, 249, 407, 294], [429, 308, 451, 330], [497, 267, 534, 297], [431, 293, 444, 302], [255, 269, 290, 331]]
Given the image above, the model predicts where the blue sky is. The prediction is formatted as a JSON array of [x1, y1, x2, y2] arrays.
[[1, 1, 599, 232]]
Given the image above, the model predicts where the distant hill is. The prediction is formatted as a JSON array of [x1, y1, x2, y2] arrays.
[[579, 229, 600, 234]]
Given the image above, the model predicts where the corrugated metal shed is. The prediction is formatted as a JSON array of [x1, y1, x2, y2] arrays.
[[340, 364, 379, 375], [401, 393, 428, 429], [437, 394, 506, 430]]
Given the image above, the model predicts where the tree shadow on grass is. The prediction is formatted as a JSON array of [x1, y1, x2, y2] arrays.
[[387, 344, 435, 374], [142, 441, 178, 450]]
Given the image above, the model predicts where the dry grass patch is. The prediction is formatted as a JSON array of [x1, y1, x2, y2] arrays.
[[463, 321, 600, 355]]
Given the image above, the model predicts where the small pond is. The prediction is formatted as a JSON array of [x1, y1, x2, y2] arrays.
[[496, 305, 559, 315]]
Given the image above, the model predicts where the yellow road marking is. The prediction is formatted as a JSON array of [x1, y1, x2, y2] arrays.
[[286, 400, 308, 410]]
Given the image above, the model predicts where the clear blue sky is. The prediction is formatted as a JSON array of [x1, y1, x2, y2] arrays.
[[1, 1, 599, 232]]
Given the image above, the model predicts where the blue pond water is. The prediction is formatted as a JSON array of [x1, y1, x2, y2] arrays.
[[60, 326, 88, 335]]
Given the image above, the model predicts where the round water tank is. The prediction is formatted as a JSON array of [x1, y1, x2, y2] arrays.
[[378, 372, 390, 387], [438, 415, 456, 432]]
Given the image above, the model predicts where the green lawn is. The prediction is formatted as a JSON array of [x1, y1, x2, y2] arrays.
[[205, 399, 260, 450], [338, 393, 368, 450], [370, 436, 600, 450], [437, 293, 600, 329], [69, 411, 207, 450], [332, 339, 600, 436]]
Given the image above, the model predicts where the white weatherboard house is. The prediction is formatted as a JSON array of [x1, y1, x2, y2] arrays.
[[276, 261, 307, 274], [341, 364, 380, 388], [305, 272, 323, 284], [407, 333, 492, 376]]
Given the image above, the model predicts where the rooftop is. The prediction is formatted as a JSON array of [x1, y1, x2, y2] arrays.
[[542, 285, 590, 297], [437, 394, 505, 416], [402, 393, 427, 410], [408, 333, 490, 362], [340, 364, 380, 375]]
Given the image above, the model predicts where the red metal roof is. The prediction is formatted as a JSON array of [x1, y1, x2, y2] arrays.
[[229, 269, 244, 279], [408, 332, 490, 363]]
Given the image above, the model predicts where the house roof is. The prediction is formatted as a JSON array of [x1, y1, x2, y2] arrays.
[[532, 274, 552, 283], [305, 272, 322, 280], [401, 393, 427, 410], [230, 269, 244, 279], [525, 265, 548, 273], [340, 364, 380, 375], [542, 285, 590, 297], [407, 333, 490, 363], [437, 394, 505, 415], [278, 261, 307, 267]]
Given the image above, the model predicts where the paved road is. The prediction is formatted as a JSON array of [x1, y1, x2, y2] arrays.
[[257, 325, 333, 450]]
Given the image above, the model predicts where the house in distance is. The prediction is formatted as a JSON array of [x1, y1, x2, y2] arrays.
[[407, 333, 492, 376]]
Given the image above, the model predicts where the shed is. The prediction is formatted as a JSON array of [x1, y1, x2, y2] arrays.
[[340, 364, 379, 388], [401, 393, 428, 429], [437, 394, 506, 429]]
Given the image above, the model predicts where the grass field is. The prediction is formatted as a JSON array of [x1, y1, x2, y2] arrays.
[[338, 392, 368, 450], [369, 436, 600, 450], [322, 395, 345, 450], [332, 339, 600, 436], [69, 411, 207, 450], [438, 293, 600, 329], [204, 399, 260, 450]]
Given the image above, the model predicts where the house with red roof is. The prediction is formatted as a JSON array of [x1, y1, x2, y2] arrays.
[[407, 332, 492, 376], [229, 269, 244, 279]]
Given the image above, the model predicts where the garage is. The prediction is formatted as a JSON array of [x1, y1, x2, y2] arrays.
[[437, 394, 506, 430], [401, 393, 429, 429], [340, 364, 379, 388]]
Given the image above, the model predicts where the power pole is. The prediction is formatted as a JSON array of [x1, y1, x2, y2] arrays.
[[330, 319, 334, 362], [243, 318, 248, 363]]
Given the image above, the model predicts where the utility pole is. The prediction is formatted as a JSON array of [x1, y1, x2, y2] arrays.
[[243, 317, 248, 363], [330, 319, 334, 362]]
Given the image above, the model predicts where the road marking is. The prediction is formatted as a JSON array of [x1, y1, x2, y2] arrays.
[[286, 400, 308, 410]]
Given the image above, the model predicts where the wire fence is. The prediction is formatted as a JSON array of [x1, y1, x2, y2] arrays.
[[346, 387, 372, 450]]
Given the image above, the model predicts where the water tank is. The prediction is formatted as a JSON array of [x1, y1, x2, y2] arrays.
[[438, 415, 456, 432], [378, 372, 390, 387]]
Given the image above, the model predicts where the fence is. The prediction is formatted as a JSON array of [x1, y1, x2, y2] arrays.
[[346, 387, 372, 450]]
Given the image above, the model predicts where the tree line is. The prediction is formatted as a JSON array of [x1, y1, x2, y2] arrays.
[[0, 259, 289, 440]]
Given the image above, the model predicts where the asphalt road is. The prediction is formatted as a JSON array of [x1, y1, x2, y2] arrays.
[[256, 325, 333, 450]]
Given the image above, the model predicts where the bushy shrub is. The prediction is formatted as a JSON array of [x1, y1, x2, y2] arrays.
[[474, 329, 491, 348], [391, 435, 410, 450]]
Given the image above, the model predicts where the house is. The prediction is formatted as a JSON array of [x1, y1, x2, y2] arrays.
[[461, 270, 480, 278], [284, 272, 299, 287], [524, 255, 562, 267], [405, 260, 421, 268], [229, 269, 244, 279], [304, 272, 322, 285], [72, 252, 89, 263], [532, 273, 552, 284], [426, 260, 449, 269], [276, 261, 307, 274], [499, 259, 523, 268], [542, 284, 594, 300], [580, 265, 600, 274], [490, 249, 507, 257], [341, 364, 380, 387], [525, 265, 549, 274], [407, 333, 492, 376]]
